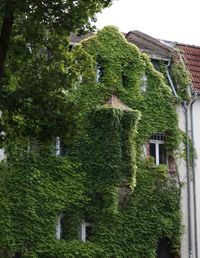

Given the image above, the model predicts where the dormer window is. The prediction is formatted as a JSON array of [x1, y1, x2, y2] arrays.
[[149, 133, 167, 165]]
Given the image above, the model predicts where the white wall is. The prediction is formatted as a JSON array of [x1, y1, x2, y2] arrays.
[[191, 98, 200, 258], [177, 98, 200, 258], [176, 104, 190, 258]]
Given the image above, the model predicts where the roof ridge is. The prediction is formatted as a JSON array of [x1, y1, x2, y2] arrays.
[[177, 43, 200, 49]]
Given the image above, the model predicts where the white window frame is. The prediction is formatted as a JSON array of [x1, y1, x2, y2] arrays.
[[141, 73, 147, 92], [55, 137, 61, 157], [149, 139, 165, 165], [96, 62, 101, 82], [55, 213, 64, 240], [80, 221, 91, 242]]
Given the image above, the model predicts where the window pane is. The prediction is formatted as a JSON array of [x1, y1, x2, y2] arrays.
[[150, 143, 156, 163], [159, 144, 166, 164], [86, 225, 92, 241]]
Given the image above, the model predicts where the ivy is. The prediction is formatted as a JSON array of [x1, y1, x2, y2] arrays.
[[0, 26, 182, 257], [172, 58, 191, 101]]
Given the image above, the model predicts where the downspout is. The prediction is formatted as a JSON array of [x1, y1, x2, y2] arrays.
[[182, 100, 192, 258], [190, 92, 198, 258]]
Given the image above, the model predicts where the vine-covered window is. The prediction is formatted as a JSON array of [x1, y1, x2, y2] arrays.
[[149, 133, 167, 165], [141, 73, 147, 92], [55, 137, 67, 156], [80, 221, 91, 242], [55, 213, 64, 240], [96, 56, 104, 82]]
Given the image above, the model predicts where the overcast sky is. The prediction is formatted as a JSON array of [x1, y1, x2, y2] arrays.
[[96, 0, 200, 46]]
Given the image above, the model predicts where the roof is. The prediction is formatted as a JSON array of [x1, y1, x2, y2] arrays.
[[105, 95, 133, 112], [70, 32, 94, 44], [177, 43, 200, 92], [126, 30, 172, 60]]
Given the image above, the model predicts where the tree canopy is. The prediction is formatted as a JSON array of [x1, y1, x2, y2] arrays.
[[0, 0, 114, 142]]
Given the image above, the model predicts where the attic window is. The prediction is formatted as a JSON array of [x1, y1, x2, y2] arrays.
[[141, 73, 147, 92], [55, 137, 67, 156], [55, 213, 64, 240], [149, 133, 167, 165], [96, 56, 104, 82], [122, 74, 129, 87]]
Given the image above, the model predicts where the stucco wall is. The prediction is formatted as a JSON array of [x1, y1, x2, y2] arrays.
[[177, 98, 200, 258]]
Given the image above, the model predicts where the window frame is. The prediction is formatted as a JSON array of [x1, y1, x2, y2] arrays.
[[80, 221, 91, 242], [149, 133, 167, 166], [55, 213, 64, 240]]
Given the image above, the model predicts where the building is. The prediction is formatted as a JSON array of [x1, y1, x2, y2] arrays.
[[0, 27, 192, 258]]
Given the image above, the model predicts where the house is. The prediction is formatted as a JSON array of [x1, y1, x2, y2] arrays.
[[65, 26, 181, 257], [0, 27, 187, 257]]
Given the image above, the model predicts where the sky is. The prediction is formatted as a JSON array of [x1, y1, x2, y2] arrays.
[[96, 0, 200, 46]]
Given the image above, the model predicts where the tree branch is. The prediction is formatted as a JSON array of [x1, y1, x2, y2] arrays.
[[0, 3, 14, 82]]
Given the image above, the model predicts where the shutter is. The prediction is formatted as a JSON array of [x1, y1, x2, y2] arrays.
[[168, 155, 176, 173]]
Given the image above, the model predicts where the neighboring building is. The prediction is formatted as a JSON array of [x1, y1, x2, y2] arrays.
[[176, 43, 200, 258]]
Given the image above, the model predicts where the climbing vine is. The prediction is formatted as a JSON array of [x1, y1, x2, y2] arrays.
[[172, 56, 191, 101], [0, 26, 182, 257]]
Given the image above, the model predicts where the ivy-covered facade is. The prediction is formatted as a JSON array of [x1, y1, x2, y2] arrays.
[[0, 26, 185, 258]]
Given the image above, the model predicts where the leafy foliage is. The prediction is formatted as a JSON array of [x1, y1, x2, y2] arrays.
[[0, 26, 182, 257], [0, 0, 114, 140]]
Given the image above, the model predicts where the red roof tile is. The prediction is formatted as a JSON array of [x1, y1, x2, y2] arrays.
[[177, 44, 200, 92]]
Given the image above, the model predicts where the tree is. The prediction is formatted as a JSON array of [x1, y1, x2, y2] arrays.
[[0, 0, 114, 142], [0, 0, 113, 81]]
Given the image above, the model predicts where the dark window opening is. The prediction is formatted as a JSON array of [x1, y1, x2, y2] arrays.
[[159, 144, 167, 164], [122, 74, 129, 87], [156, 238, 173, 258], [150, 143, 156, 161], [85, 225, 92, 241]]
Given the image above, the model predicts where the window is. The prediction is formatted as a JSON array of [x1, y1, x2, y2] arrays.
[[55, 137, 67, 156], [141, 73, 147, 92], [118, 181, 132, 205], [96, 56, 104, 82], [55, 213, 64, 240], [96, 62, 101, 82], [80, 221, 91, 242], [55, 137, 61, 157], [0, 148, 5, 161], [149, 133, 167, 165]]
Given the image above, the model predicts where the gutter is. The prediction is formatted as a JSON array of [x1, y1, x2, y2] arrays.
[[182, 101, 193, 258]]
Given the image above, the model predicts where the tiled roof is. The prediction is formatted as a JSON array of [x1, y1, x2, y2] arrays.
[[177, 44, 200, 92]]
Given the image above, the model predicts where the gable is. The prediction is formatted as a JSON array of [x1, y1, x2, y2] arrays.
[[126, 30, 171, 60]]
